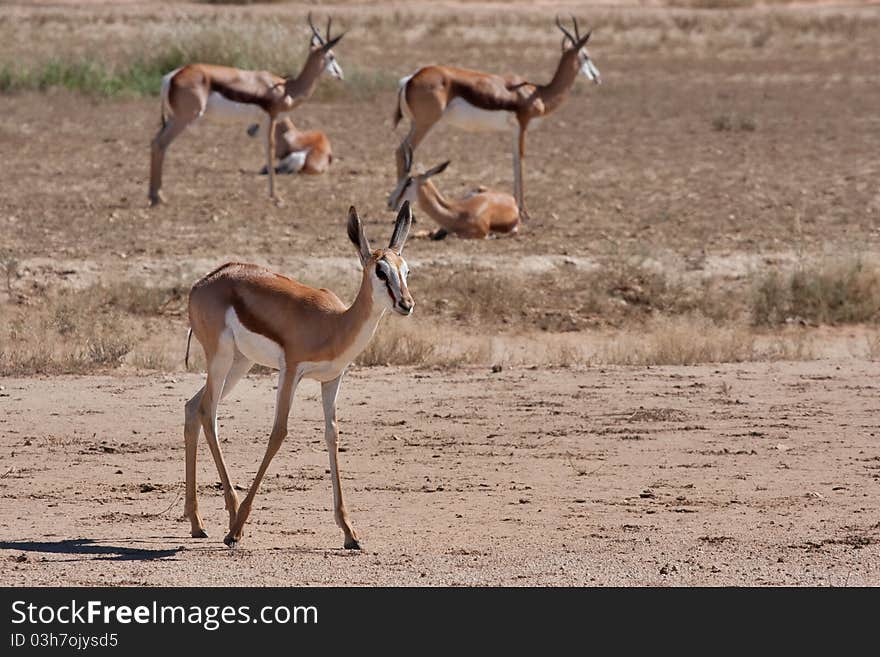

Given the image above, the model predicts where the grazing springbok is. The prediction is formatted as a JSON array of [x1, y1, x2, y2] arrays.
[[183, 202, 414, 548], [246, 118, 333, 175], [149, 14, 344, 206], [390, 16, 600, 220], [389, 145, 519, 240]]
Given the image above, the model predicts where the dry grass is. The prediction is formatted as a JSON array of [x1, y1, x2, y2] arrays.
[[0, 4, 874, 87], [1, 254, 866, 375], [0, 282, 187, 375], [599, 316, 756, 366], [597, 316, 815, 366], [712, 113, 757, 132], [751, 259, 880, 327], [356, 317, 490, 368]]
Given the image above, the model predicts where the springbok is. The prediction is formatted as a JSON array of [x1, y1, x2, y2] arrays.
[[389, 146, 519, 240], [183, 202, 414, 548], [246, 118, 333, 175], [390, 16, 600, 220], [149, 14, 344, 206]]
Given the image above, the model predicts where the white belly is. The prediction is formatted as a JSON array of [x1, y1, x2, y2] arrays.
[[203, 92, 265, 124], [442, 98, 514, 132], [225, 307, 283, 368], [277, 150, 309, 173]]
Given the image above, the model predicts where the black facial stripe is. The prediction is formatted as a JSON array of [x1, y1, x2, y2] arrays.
[[378, 259, 397, 304], [384, 278, 396, 304]]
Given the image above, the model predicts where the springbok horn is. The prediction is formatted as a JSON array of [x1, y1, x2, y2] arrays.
[[308, 12, 324, 44], [555, 15, 576, 45]]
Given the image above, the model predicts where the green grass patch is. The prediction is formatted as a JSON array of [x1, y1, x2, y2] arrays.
[[0, 51, 189, 97], [0, 52, 393, 100]]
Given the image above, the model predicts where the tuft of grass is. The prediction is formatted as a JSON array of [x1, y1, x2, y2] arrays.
[[751, 260, 880, 326], [197, 0, 289, 4], [0, 54, 187, 97], [0, 282, 187, 375], [355, 319, 493, 368], [1, 250, 20, 298], [357, 319, 438, 367], [313, 67, 398, 102], [712, 113, 757, 132], [599, 316, 757, 366]]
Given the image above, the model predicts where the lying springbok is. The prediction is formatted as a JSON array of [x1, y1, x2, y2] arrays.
[[389, 146, 519, 240], [246, 118, 333, 175], [390, 16, 600, 220], [149, 14, 344, 206], [183, 202, 414, 548]]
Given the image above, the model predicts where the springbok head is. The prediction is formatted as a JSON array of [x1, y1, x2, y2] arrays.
[[308, 12, 345, 80], [556, 16, 600, 84], [388, 145, 449, 211], [348, 203, 414, 316]]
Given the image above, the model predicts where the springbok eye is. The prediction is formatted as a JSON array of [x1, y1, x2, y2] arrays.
[[375, 266, 388, 281]]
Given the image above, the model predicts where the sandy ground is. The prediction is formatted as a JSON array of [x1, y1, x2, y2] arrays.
[[1, 361, 878, 586], [1, 3, 879, 586]]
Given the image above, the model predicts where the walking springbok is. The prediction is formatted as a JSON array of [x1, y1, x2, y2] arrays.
[[149, 14, 344, 206], [183, 202, 414, 548], [246, 118, 333, 175], [390, 16, 600, 220], [389, 146, 519, 239]]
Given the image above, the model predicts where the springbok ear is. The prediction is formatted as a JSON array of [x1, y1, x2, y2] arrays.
[[389, 201, 413, 255], [424, 161, 450, 179], [347, 206, 371, 266], [323, 33, 344, 52]]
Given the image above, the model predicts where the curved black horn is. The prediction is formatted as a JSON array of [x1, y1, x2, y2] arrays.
[[307, 12, 324, 43], [326, 16, 332, 42], [571, 15, 580, 41], [555, 15, 576, 45]]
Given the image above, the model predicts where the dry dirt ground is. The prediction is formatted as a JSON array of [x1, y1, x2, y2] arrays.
[[1, 2, 879, 585], [1, 361, 879, 586]]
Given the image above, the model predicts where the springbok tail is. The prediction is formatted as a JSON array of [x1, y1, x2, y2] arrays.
[[158, 67, 181, 129], [393, 88, 404, 128], [184, 328, 193, 369], [393, 74, 414, 128]]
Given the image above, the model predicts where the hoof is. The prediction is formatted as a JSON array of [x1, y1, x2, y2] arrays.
[[191, 529, 208, 539], [344, 538, 362, 550], [223, 534, 239, 548], [246, 123, 260, 138], [430, 229, 449, 241], [148, 192, 165, 207], [258, 165, 269, 175]]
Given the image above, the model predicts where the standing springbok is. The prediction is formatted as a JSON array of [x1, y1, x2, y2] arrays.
[[390, 16, 600, 220], [184, 202, 414, 548], [389, 145, 519, 239], [246, 118, 333, 175], [149, 14, 344, 206]]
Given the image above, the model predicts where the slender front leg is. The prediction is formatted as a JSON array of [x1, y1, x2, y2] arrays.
[[224, 366, 298, 547], [267, 116, 278, 202], [321, 374, 360, 549], [513, 126, 530, 222]]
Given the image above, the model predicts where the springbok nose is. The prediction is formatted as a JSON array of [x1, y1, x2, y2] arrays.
[[396, 299, 414, 315]]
